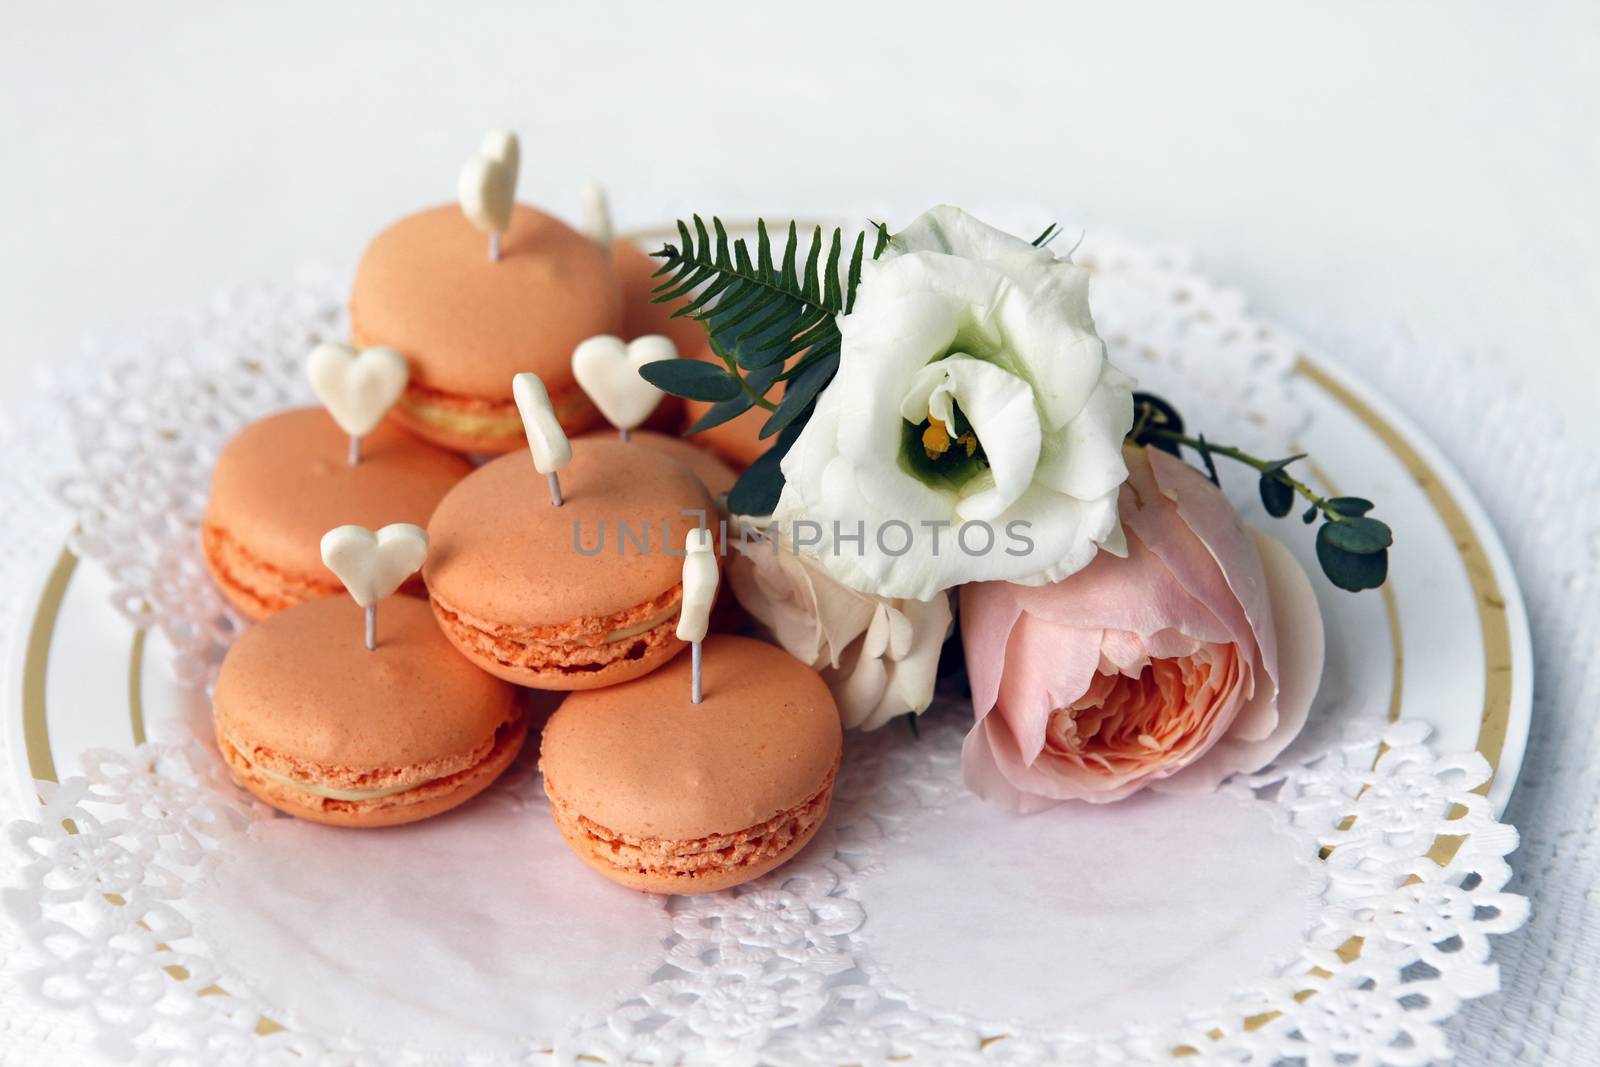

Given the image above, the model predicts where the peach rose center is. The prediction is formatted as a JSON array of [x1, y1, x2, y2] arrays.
[[1043, 645, 1244, 778]]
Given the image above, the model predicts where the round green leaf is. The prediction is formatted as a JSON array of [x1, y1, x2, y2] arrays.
[[1316, 525, 1388, 591], [1259, 473, 1294, 518], [1324, 496, 1375, 517], [1321, 515, 1393, 555]]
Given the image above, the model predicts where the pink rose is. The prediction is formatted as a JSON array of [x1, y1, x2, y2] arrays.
[[961, 446, 1325, 810]]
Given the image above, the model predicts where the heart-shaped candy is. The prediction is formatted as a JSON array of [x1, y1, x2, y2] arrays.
[[320, 523, 430, 608], [307, 343, 409, 438], [571, 334, 676, 432], [458, 129, 520, 235], [512, 372, 572, 474]]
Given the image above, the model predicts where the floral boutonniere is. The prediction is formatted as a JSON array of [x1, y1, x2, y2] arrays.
[[641, 206, 1391, 810]]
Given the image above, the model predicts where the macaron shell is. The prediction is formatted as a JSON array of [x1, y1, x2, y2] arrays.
[[547, 777, 833, 894], [203, 408, 472, 618], [580, 429, 737, 500], [540, 635, 842, 841], [425, 438, 713, 627], [218, 713, 526, 828], [612, 239, 713, 359], [387, 376, 597, 456], [214, 595, 518, 775], [350, 203, 622, 403], [430, 587, 689, 691]]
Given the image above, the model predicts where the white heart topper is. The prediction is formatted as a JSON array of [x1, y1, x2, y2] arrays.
[[676, 527, 719, 643], [320, 524, 429, 608], [457, 129, 520, 235], [512, 372, 572, 474], [571, 334, 675, 432], [307, 343, 409, 437]]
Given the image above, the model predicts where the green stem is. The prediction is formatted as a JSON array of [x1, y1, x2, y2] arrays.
[[717, 349, 779, 412], [1146, 429, 1349, 523]]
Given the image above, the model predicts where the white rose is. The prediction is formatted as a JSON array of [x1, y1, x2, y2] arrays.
[[729, 522, 953, 731], [777, 206, 1134, 600]]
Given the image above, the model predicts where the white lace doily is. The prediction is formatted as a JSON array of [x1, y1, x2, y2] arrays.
[[1, 244, 1532, 1065]]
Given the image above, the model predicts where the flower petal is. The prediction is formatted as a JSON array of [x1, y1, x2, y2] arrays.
[[889, 204, 1051, 263], [959, 582, 1025, 717], [995, 613, 1102, 764], [1009, 528, 1232, 644], [1033, 364, 1136, 501], [1153, 529, 1324, 792]]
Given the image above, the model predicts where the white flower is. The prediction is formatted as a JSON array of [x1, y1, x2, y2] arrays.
[[729, 523, 953, 731], [777, 206, 1134, 599]]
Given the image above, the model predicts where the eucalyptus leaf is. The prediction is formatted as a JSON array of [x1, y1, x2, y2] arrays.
[[1324, 496, 1376, 516], [761, 352, 838, 439], [638, 359, 742, 403], [1317, 525, 1388, 591], [1259, 473, 1295, 518], [1321, 515, 1393, 555], [1128, 392, 1186, 457], [684, 393, 755, 434], [727, 421, 805, 516]]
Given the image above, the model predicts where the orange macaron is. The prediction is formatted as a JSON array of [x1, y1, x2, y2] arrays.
[[540, 634, 843, 893], [350, 203, 621, 454], [202, 408, 472, 620], [213, 595, 525, 827], [611, 239, 711, 361], [579, 428, 738, 501], [424, 436, 714, 689]]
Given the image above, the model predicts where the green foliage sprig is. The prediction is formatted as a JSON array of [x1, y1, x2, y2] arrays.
[[638, 217, 882, 514], [1128, 392, 1393, 592]]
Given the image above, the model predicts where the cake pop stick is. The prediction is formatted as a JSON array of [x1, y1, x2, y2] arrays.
[[571, 334, 675, 442], [320, 523, 429, 651], [306, 343, 410, 466], [512, 372, 572, 506], [677, 527, 719, 704], [458, 130, 520, 262], [580, 181, 613, 254]]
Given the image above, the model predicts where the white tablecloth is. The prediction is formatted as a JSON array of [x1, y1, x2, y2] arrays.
[[1, 4, 1596, 1063]]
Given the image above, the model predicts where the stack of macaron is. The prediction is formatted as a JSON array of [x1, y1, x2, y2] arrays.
[[204, 131, 841, 895]]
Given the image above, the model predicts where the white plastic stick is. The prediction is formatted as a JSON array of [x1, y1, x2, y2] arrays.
[[677, 528, 718, 704], [348, 434, 361, 466], [513, 372, 573, 508], [365, 605, 376, 651]]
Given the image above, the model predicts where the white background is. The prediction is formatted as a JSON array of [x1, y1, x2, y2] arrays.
[[1, 3, 1596, 1064], [2, 2, 1596, 441]]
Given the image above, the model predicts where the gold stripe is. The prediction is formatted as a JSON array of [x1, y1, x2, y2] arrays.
[[1294, 357, 1513, 780], [22, 549, 78, 788], [128, 628, 148, 747]]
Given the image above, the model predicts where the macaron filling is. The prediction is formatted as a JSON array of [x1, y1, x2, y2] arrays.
[[202, 521, 343, 617], [431, 584, 685, 677], [223, 735, 425, 801], [396, 380, 595, 439], [546, 762, 838, 882], [219, 717, 524, 808]]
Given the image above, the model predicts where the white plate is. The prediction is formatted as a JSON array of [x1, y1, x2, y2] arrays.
[[0, 230, 1536, 1063]]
